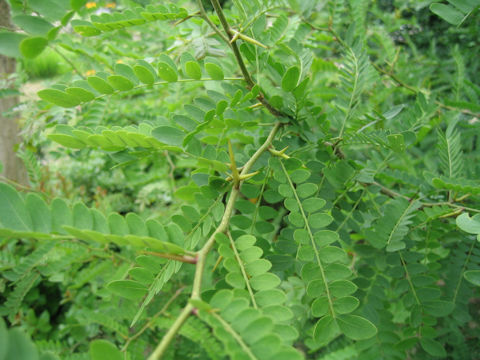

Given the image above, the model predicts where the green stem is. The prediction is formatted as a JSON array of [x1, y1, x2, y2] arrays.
[[228, 232, 257, 308], [338, 47, 359, 138], [452, 239, 476, 304], [148, 123, 281, 359], [196, 0, 230, 43], [207, 0, 291, 119], [209, 0, 254, 87], [50, 46, 85, 80], [123, 287, 184, 352], [147, 304, 194, 360], [210, 312, 258, 360], [142, 252, 197, 264], [280, 161, 336, 318], [399, 252, 421, 306]]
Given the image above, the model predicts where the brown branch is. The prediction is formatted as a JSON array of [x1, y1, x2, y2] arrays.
[[142, 252, 197, 264]]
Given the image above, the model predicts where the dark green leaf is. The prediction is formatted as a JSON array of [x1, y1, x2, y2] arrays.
[[420, 338, 447, 358], [430, 3, 465, 25], [337, 314, 377, 340], [464, 270, 480, 286]]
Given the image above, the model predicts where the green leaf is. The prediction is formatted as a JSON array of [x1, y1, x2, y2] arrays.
[[185, 61, 202, 80], [235, 235, 257, 251], [38, 89, 80, 108], [72, 20, 102, 36], [19, 37, 48, 58], [387, 133, 406, 152], [25, 193, 51, 233], [254, 289, 286, 306], [73, 202, 93, 230], [28, 0, 71, 21], [0, 183, 32, 231], [294, 229, 309, 244], [242, 317, 274, 344], [281, 66, 300, 92], [430, 3, 465, 25], [311, 296, 329, 317], [329, 280, 357, 297], [87, 76, 115, 94], [0, 318, 7, 360], [210, 289, 234, 310], [65, 87, 95, 102], [157, 61, 178, 82], [244, 259, 272, 276], [423, 300, 454, 317], [313, 315, 339, 343], [107, 75, 134, 91], [40, 352, 60, 360], [106, 280, 147, 300], [308, 213, 333, 229], [464, 270, 480, 286], [456, 213, 480, 234], [296, 183, 318, 198], [225, 272, 245, 288], [189, 299, 213, 311], [51, 198, 73, 234], [250, 273, 281, 290], [133, 65, 155, 85], [333, 296, 359, 314], [205, 63, 224, 80], [13, 15, 53, 36], [290, 169, 311, 183], [114, 63, 138, 84], [61, 11, 75, 27], [314, 230, 340, 247], [89, 339, 123, 360], [152, 126, 184, 146], [71, 0, 87, 11], [337, 314, 377, 340], [307, 279, 325, 297], [108, 213, 129, 236], [47, 134, 86, 149], [0, 31, 27, 58], [5, 328, 39, 360], [319, 246, 347, 264], [420, 338, 447, 358]]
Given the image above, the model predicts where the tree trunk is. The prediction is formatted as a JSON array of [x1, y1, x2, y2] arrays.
[[0, 0, 27, 185]]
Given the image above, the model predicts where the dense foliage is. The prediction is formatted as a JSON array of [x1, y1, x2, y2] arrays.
[[1, 0, 480, 359]]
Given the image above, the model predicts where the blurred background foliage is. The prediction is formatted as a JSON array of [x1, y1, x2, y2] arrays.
[[0, 0, 479, 359]]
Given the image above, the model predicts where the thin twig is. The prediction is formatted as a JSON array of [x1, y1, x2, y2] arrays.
[[50, 46, 85, 80], [196, 0, 230, 43], [206, 0, 293, 119], [147, 123, 281, 360], [122, 287, 185, 352]]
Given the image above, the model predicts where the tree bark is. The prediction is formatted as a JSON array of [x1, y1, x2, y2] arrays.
[[0, 0, 28, 185]]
